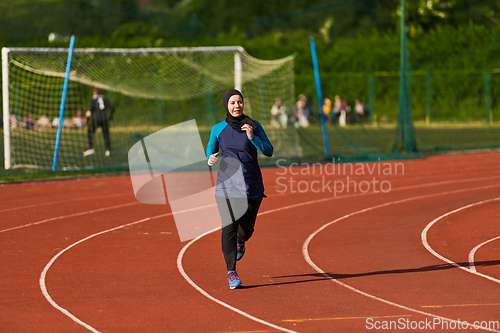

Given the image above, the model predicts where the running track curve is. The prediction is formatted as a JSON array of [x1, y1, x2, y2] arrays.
[[1, 152, 500, 332]]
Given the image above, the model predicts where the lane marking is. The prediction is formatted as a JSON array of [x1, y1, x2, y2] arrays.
[[177, 229, 299, 333], [469, 236, 500, 273], [303, 184, 500, 332], [214, 331, 274, 333], [267, 174, 500, 196], [4, 154, 498, 215], [40, 216, 156, 333], [40, 200, 298, 333], [39, 212, 175, 333], [422, 303, 500, 308], [0, 166, 491, 213], [37, 177, 500, 331], [177, 183, 500, 333], [422, 197, 500, 286], [41, 200, 289, 333], [282, 314, 411, 322], [0, 192, 130, 214], [0, 201, 140, 233], [6, 173, 500, 234], [262, 176, 500, 217]]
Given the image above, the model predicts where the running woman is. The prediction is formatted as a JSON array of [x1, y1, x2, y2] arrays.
[[206, 89, 273, 289]]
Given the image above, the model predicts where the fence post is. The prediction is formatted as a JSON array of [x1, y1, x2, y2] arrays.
[[309, 36, 329, 157], [368, 74, 375, 124], [52, 35, 75, 172], [485, 71, 492, 124], [426, 72, 432, 124]]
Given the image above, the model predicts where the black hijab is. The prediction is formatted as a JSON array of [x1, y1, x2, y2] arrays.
[[223, 89, 257, 133]]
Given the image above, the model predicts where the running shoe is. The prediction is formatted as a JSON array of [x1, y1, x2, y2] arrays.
[[227, 270, 243, 289], [236, 242, 245, 261], [83, 148, 94, 157]]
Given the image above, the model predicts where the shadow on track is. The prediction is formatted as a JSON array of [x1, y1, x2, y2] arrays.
[[241, 260, 500, 289]]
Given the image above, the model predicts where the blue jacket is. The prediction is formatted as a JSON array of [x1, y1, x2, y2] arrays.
[[206, 120, 273, 200]]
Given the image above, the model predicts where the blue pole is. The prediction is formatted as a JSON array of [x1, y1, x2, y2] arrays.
[[309, 37, 329, 157], [52, 35, 75, 171]]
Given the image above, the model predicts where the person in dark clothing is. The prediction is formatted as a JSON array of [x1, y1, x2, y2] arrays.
[[206, 89, 273, 289], [84, 87, 115, 157]]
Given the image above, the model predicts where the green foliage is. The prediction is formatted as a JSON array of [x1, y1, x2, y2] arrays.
[[111, 21, 160, 40], [2, 0, 500, 45], [4, 0, 500, 179], [5, 21, 500, 126], [2, 6, 500, 122]]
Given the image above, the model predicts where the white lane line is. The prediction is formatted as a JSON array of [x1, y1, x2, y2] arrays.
[[0, 201, 139, 233], [3, 163, 498, 214], [38, 201, 297, 333], [39, 202, 229, 332], [267, 172, 500, 193], [303, 185, 500, 332], [0, 192, 129, 214], [422, 197, 500, 286], [38, 181, 500, 332], [469, 236, 500, 273], [267, 173, 500, 197], [177, 231, 299, 333], [40, 216, 154, 333], [176, 183, 500, 333], [267, 174, 500, 211], [5, 173, 500, 234], [39, 213, 173, 333], [282, 314, 411, 322]]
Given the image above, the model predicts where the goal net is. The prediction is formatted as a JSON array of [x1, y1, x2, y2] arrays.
[[2, 46, 298, 171]]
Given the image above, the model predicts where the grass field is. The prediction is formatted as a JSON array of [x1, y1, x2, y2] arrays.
[[298, 121, 500, 160], [1, 121, 500, 181]]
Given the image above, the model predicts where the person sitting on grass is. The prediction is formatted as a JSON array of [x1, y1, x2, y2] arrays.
[[35, 114, 51, 130], [354, 98, 370, 123]]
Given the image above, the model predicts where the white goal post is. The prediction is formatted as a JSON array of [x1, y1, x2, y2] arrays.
[[2, 46, 296, 170], [2, 47, 10, 169]]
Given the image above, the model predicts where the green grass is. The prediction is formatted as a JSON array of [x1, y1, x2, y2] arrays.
[[2, 121, 500, 181], [289, 121, 500, 162]]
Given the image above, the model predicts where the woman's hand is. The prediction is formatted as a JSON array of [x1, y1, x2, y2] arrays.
[[208, 152, 220, 166], [241, 124, 253, 140]]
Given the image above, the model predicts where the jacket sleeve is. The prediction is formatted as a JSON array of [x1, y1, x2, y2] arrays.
[[206, 125, 220, 160], [250, 121, 273, 157]]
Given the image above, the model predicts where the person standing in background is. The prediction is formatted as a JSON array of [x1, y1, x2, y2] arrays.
[[84, 87, 115, 157]]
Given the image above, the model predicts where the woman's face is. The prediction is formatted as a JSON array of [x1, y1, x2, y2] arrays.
[[228, 95, 244, 117]]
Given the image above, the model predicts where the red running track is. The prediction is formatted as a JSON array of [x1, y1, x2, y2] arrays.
[[1, 152, 500, 332]]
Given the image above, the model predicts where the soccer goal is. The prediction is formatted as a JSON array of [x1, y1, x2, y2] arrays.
[[2, 46, 298, 171]]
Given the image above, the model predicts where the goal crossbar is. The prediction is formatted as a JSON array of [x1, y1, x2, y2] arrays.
[[4, 46, 245, 55]]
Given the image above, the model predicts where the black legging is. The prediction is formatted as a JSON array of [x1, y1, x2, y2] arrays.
[[216, 196, 262, 271], [87, 119, 110, 150]]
